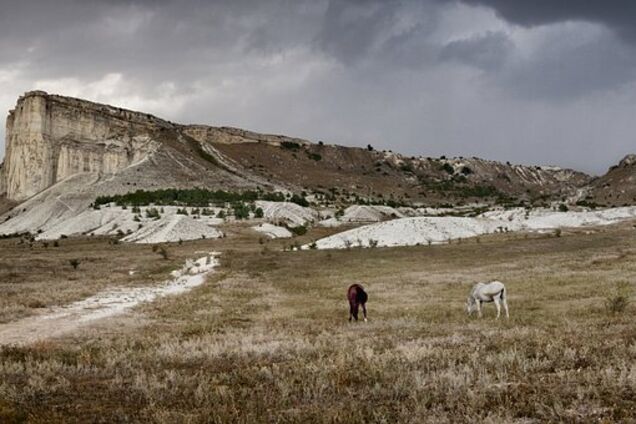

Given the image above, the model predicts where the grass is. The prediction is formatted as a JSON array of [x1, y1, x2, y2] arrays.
[[0, 223, 635, 422]]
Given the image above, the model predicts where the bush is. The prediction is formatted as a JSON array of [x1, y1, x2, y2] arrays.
[[558, 204, 569, 212], [288, 225, 307, 236], [605, 281, 631, 314], [69, 259, 80, 270], [157, 246, 169, 260], [441, 163, 454, 174], [233, 203, 251, 220], [289, 194, 309, 207], [254, 207, 264, 218], [554, 228, 562, 238], [280, 141, 300, 150], [146, 208, 161, 219]]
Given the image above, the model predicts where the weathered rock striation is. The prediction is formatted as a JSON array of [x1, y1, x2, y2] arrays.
[[2, 91, 170, 201]]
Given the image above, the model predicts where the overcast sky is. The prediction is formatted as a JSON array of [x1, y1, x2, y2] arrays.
[[1, 0, 635, 175]]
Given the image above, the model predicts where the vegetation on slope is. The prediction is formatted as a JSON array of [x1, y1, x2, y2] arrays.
[[94, 188, 309, 208]]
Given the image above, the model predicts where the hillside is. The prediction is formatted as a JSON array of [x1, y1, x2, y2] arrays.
[[587, 154, 636, 207], [0, 91, 594, 211]]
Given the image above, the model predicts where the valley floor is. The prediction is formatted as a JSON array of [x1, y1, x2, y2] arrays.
[[0, 223, 635, 422]]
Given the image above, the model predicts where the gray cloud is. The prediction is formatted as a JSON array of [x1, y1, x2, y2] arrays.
[[440, 31, 513, 70], [463, 0, 636, 41], [0, 0, 635, 175]]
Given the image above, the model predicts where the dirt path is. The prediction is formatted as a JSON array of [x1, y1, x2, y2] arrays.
[[0, 252, 220, 346]]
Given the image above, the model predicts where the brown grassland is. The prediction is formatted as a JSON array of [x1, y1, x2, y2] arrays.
[[0, 222, 635, 423]]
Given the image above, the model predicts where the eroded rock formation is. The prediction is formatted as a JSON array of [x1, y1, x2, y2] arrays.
[[2, 91, 167, 201]]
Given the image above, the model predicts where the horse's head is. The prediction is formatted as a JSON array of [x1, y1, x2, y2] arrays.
[[466, 297, 475, 315]]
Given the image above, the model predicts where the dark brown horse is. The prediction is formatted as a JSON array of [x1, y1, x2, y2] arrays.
[[347, 284, 368, 322]]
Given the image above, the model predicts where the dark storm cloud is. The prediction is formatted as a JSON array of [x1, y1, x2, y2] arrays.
[[463, 0, 636, 41], [0, 0, 635, 175], [440, 31, 513, 70]]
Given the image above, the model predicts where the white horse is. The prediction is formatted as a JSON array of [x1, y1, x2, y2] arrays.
[[466, 281, 509, 319]]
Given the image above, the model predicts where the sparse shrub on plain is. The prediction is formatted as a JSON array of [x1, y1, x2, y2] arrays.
[[605, 281, 631, 314], [554, 228, 562, 237], [69, 259, 80, 270], [157, 246, 169, 260]]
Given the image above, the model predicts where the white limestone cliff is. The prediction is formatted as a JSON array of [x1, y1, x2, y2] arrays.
[[2, 91, 166, 202]]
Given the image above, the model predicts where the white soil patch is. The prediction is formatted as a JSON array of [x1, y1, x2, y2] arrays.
[[1, 204, 225, 244], [252, 223, 293, 238], [0, 253, 220, 345], [255, 201, 318, 227], [309, 206, 636, 249]]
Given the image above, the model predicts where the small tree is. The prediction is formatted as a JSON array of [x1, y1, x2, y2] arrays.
[[254, 207, 264, 218]]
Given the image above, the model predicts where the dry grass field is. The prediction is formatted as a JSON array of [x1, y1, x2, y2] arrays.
[[0, 223, 635, 423]]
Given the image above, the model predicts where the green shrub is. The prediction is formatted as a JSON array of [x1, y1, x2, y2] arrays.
[[145, 208, 161, 219], [233, 203, 251, 220], [605, 281, 631, 314], [290, 194, 309, 207], [281, 141, 300, 150], [441, 163, 455, 174], [288, 225, 307, 236]]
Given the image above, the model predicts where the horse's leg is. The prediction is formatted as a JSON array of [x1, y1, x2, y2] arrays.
[[476, 300, 482, 318], [353, 303, 359, 321], [494, 297, 501, 319], [349, 303, 354, 322], [362, 303, 367, 322], [503, 298, 509, 319]]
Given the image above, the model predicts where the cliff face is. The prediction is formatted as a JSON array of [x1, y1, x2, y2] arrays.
[[1, 90, 597, 208], [2, 91, 168, 201]]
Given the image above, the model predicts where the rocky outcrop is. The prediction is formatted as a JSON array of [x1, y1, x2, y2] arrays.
[[0, 161, 5, 196], [2, 91, 169, 201], [587, 154, 636, 206], [0, 90, 597, 209]]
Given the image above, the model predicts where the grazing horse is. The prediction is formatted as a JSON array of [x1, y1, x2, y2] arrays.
[[466, 281, 509, 319], [347, 284, 368, 322]]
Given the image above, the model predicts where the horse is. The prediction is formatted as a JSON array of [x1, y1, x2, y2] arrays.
[[347, 283, 368, 322], [466, 281, 509, 319]]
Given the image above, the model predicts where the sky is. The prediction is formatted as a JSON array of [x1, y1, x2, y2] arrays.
[[1, 1, 635, 175]]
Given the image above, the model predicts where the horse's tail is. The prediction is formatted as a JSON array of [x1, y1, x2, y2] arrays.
[[500, 287, 505, 300]]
